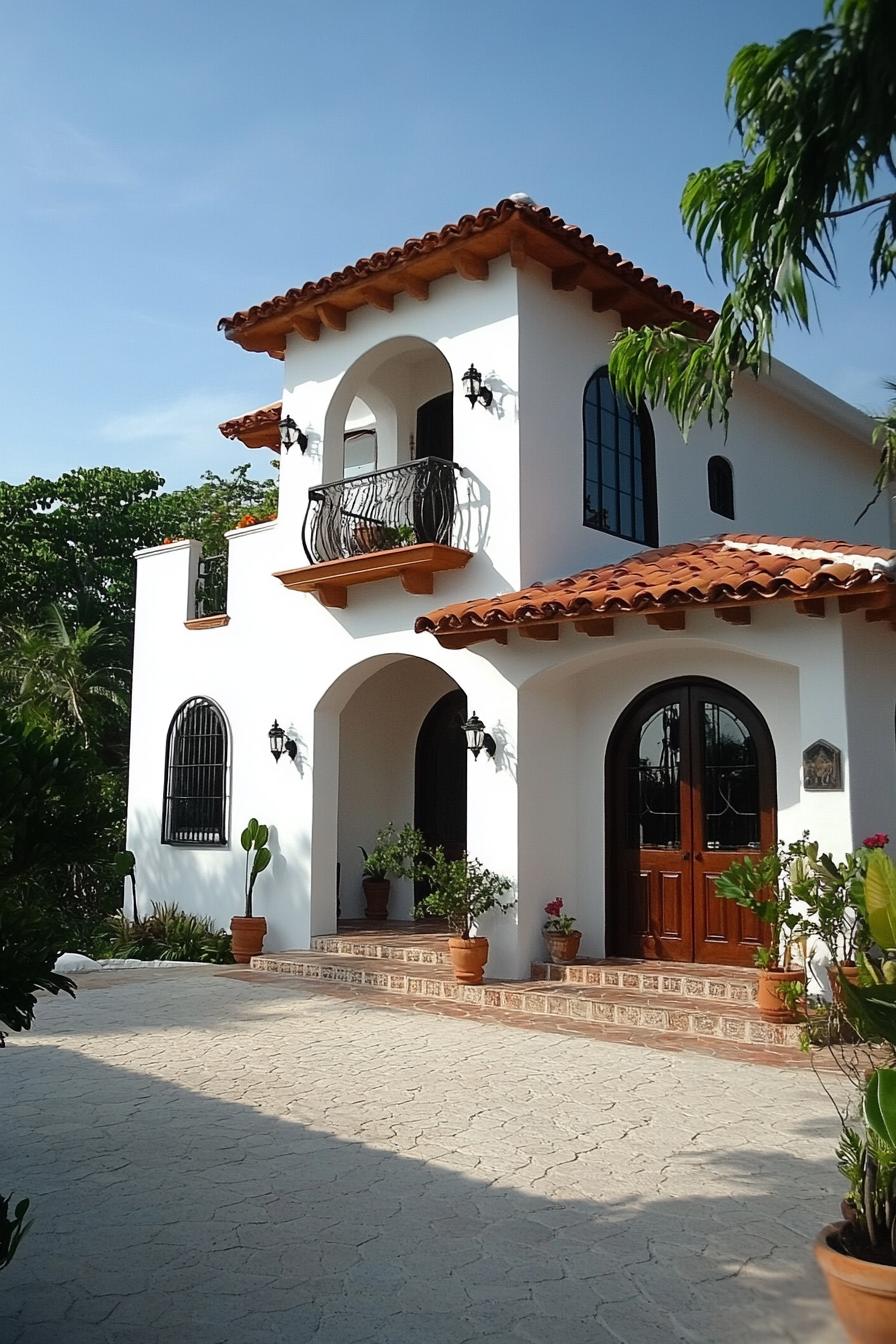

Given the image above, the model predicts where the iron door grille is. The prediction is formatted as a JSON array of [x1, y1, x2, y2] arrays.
[[162, 698, 229, 845]]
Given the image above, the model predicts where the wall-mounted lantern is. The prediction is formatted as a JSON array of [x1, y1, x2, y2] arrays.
[[279, 414, 309, 454], [269, 719, 297, 763], [462, 365, 493, 410], [461, 711, 496, 761]]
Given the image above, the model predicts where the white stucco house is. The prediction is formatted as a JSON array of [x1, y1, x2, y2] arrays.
[[126, 195, 896, 983]]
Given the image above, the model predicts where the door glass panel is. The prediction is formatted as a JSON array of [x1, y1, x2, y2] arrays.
[[626, 704, 681, 849], [702, 702, 760, 850]]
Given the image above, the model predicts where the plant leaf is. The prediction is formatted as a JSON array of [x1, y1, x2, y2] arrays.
[[865, 1068, 896, 1149], [865, 849, 896, 950]]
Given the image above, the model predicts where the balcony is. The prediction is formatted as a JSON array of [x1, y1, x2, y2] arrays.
[[276, 457, 473, 608]]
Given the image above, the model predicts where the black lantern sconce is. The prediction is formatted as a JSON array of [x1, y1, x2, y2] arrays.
[[279, 414, 309, 454], [268, 720, 297, 763], [461, 711, 496, 761], [462, 364, 493, 410]]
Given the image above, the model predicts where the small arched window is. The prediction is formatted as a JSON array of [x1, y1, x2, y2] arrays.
[[583, 368, 658, 546], [162, 698, 229, 845], [708, 455, 735, 519]]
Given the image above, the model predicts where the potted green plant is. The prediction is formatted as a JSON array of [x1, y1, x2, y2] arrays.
[[791, 837, 873, 1004], [231, 818, 272, 962], [542, 899, 581, 964], [359, 823, 423, 921], [414, 848, 514, 984], [715, 842, 808, 1022]]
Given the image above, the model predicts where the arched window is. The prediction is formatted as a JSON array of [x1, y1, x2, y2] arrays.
[[162, 698, 229, 845], [708, 455, 735, 519], [583, 368, 658, 546]]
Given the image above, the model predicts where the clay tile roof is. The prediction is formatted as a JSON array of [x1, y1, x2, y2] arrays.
[[217, 198, 716, 357], [415, 535, 896, 637], [218, 402, 282, 452]]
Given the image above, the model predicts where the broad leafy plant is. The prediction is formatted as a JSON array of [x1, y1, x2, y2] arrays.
[[715, 841, 810, 969], [360, 823, 424, 882], [113, 850, 138, 923], [241, 819, 272, 918], [414, 848, 514, 940], [0, 892, 75, 1043], [0, 1194, 32, 1270]]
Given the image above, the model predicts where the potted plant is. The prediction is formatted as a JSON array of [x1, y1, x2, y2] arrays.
[[715, 842, 808, 1022], [542, 899, 581, 964], [231, 818, 272, 962], [360, 823, 423, 921], [791, 837, 879, 1005], [414, 847, 514, 984]]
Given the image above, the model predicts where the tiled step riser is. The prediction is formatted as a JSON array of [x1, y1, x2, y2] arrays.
[[252, 956, 798, 1048], [533, 962, 758, 1005], [311, 937, 452, 967]]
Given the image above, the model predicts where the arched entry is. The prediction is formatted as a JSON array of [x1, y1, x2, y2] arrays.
[[415, 689, 467, 904], [606, 678, 776, 966]]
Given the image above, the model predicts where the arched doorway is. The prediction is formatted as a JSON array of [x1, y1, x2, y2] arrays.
[[414, 689, 467, 904], [606, 678, 776, 966]]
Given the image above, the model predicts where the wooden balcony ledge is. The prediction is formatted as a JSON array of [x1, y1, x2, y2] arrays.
[[274, 543, 473, 609], [184, 614, 230, 630]]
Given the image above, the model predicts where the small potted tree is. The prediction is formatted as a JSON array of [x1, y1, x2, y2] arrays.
[[360, 823, 423, 921], [715, 842, 808, 1022], [542, 899, 581, 964], [231, 818, 272, 962], [414, 848, 514, 984]]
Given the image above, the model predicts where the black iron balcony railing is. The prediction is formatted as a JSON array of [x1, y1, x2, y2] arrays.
[[302, 457, 462, 565], [194, 553, 228, 618]]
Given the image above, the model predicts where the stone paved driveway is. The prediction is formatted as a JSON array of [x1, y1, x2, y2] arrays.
[[2, 967, 847, 1344]]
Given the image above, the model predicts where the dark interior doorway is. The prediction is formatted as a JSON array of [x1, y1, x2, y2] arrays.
[[414, 688, 467, 904], [415, 392, 453, 462]]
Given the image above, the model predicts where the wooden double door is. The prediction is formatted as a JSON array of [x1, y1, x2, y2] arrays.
[[607, 679, 776, 967]]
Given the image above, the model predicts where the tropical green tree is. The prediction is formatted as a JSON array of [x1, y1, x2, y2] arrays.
[[609, 0, 896, 507], [0, 605, 128, 749]]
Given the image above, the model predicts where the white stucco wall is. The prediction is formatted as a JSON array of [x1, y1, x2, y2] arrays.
[[516, 263, 887, 587]]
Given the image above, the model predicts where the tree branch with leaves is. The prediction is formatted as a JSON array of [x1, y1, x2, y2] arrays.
[[609, 0, 896, 507]]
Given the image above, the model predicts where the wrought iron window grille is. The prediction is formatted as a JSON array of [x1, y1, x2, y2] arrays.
[[161, 697, 230, 846]]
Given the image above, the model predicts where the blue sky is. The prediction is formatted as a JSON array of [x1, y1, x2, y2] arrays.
[[1, 0, 892, 489]]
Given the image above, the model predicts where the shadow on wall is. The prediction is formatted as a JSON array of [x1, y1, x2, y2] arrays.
[[126, 808, 311, 951], [4, 983, 841, 1341]]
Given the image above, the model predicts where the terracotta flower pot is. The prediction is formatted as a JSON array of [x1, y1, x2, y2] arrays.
[[815, 1222, 896, 1344], [448, 936, 489, 984], [756, 967, 806, 1023], [230, 915, 267, 964], [543, 929, 582, 965], [362, 878, 390, 921], [828, 962, 862, 1008]]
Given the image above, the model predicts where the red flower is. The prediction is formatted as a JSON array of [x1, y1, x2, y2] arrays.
[[864, 833, 890, 849], [544, 899, 563, 917]]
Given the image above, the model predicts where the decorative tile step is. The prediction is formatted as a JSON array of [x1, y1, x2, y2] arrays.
[[250, 951, 800, 1049], [532, 958, 759, 1005], [311, 934, 452, 968]]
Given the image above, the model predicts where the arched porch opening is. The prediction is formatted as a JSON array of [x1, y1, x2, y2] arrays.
[[311, 654, 465, 931], [323, 336, 453, 482]]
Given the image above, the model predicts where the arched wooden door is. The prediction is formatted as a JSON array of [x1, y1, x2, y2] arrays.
[[607, 679, 776, 966], [414, 689, 467, 905]]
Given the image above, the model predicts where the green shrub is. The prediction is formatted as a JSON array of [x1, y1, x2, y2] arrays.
[[100, 903, 233, 964], [0, 891, 75, 1040]]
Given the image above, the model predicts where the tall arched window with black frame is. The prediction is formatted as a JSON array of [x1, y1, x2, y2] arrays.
[[583, 367, 658, 546], [162, 698, 229, 845]]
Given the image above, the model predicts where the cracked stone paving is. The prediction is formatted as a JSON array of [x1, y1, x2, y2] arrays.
[[1, 966, 848, 1343]]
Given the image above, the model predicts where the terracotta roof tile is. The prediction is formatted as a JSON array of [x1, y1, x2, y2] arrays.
[[218, 402, 282, 451], [217, 198, 716, 355], [416, 535, 896, 637]]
